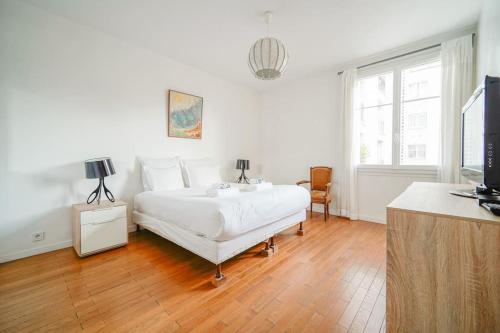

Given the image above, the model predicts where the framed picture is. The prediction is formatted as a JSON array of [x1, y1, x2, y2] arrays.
[[167, 90, 203, 139]]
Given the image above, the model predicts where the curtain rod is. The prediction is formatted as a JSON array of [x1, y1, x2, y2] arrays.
[[336, 43, 441, 76]]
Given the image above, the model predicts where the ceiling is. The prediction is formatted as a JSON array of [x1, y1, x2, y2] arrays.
[[23, 0, 482, 91]]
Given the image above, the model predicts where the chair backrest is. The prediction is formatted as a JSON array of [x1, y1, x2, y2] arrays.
[[310, 166, 333, 191]]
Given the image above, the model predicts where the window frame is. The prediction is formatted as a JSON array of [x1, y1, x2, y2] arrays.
[[355, 47, 441, 172]]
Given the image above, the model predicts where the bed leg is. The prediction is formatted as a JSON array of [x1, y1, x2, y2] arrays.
[[297, 222, 305, 236], [212, 264, 226, 287], [260, 240, 271, 257], [136, 224, 142, 232], [269, 236, 278, 253]]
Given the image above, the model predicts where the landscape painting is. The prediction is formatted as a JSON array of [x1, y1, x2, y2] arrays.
[[168, 90, 203, 139]]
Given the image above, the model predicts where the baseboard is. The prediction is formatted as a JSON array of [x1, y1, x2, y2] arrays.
[[309, 206, 385, 224], [0, 240, 73, 263], [310, 206, 340, 215], [1, 215, 383, 263], [1, 227, 139, 263], [357, 214, 386, 224]]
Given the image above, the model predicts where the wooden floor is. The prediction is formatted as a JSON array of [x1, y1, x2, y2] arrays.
[[0, 213, 387, 332]]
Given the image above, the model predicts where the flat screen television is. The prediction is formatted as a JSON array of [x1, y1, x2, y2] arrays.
[[461, 75, 500, 193]]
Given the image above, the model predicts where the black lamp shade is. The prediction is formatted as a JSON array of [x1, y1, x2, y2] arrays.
[[236, 159, 250, 170], [85, 157, 115, 179]]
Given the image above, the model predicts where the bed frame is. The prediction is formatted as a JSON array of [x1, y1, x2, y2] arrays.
[[133, 209, 306, 286]]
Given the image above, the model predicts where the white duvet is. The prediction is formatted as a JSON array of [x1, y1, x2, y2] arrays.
[[134, 185, 310, 241]]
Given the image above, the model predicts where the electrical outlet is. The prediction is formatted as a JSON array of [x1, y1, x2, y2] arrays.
[[32, 232, 45, 242]]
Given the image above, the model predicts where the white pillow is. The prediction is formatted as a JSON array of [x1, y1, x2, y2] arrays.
[[181, 158, 222, 188], [144, 166, 184, 191], [139, 156, 183, 191]]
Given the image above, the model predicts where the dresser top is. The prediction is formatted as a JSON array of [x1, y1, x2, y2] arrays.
[[73, 200, 127, 212], [387, 182, 500, 225]]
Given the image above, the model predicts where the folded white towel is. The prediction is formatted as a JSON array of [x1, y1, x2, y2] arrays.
[[206, 187, 240, 197], [211, 182, 231, 189], [240, 182, 273, 192], [249, 177, 265, 184]]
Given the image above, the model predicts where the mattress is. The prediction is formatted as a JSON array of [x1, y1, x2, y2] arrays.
[[134, 185, 310, 241]]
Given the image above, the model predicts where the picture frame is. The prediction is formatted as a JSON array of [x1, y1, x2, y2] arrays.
[[167, 90, 203, 139]]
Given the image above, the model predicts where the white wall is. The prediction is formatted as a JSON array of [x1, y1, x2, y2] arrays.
[[356, 171, 436, 223], [259, 4, 499, 222], [0, 1, 261, 262], [476, 0, 500, 81], [2, 0, 496, 262], [260, 71, 345, 215], [344, 7, 500, 223], [260, 72, 340, 187], [259, 72, 437, 223], [260, 24, 486, 224]]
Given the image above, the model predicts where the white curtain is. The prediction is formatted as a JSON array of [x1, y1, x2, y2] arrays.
[[339, 68, 359, 220], [439, 34, 474, 183]]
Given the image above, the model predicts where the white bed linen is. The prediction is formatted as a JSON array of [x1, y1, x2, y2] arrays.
[[138, 156, 183, 191], [133, 210, 306, 264], [206, 187, 240, 197], [236, 182, 273, 192], [180, 158, 221, 187], [134, 185, 310, 241]]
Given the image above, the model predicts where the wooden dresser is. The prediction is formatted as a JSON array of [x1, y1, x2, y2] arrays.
[[386, 182, 500, 333]]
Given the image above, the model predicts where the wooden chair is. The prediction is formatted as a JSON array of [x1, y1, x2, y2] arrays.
[[297, 166, 333, 221]]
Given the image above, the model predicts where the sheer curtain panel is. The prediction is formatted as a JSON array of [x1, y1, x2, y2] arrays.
[[339, 68, 359, 219], [439, 34, 474, 183]]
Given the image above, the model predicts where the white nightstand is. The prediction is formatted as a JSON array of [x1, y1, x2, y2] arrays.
[[72, 200, 128, 257]]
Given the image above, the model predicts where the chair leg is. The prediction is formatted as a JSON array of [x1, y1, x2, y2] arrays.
[[310, 203, 313, 217], [327, 203, 330, 217], [323, 204, 327, 222]]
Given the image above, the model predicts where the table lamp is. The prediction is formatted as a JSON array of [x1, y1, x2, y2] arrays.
[[85, 157, 116, 205], [236, 159, 250, 184]]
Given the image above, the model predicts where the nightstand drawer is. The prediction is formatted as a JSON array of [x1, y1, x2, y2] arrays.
[[80, 217, 127, 254], [81, 206, 126, 225]]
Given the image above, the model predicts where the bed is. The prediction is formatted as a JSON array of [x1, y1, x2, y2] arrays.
[[132, 157, 310, 286]]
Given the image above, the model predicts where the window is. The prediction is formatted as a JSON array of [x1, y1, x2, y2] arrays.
[[400, 60, 441, 165], [355, 54, 441, 168], [355, 72, 393, 165]]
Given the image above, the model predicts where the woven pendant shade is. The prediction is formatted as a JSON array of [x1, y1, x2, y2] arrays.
[[248, 37, 289, 80], [248, 11, 289, 80]]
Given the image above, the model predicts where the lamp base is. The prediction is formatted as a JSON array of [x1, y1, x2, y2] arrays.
[[87, 177, 115, 205], [236, 169, 250, 184]]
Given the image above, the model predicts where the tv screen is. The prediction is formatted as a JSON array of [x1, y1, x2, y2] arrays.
[[462, 91, 484, 174], [461, 76, 500, 191]]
